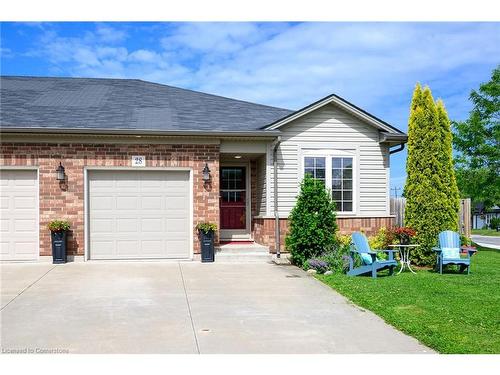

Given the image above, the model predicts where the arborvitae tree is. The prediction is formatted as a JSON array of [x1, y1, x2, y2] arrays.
[[436, 100, 460, 232], [285, 175, 338, 267], [404, 84, 459, 265]]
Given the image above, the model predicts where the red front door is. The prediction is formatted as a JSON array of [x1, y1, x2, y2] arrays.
[[220, 167, 246, 230]]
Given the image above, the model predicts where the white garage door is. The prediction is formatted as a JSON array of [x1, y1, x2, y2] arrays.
[[0, 170, 39, 261], [88, 170, 191, 260]]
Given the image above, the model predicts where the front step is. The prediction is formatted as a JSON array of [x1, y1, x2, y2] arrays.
[[215, 243, 272, 263]]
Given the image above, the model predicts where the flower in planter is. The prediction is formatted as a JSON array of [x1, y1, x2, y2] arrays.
[[393, 226, 417, 245], [196, 222, 217, 234], [47, 220, 71, 232]]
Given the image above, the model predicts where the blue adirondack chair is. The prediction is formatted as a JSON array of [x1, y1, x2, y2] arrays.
[[347, 232, 398, 278], [432, 230, 477, 274]]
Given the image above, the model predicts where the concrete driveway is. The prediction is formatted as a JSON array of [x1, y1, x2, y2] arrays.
[[0, 262, 432, 354], [471, 235, 500, 250]]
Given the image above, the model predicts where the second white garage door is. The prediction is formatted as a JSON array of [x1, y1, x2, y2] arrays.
[[0, 169, 39, 261], [88, 170, 191, 260]]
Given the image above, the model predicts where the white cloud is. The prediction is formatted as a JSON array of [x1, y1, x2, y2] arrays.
[[161, 22, 284, 55], [0, 47, 13, 58], [25, 22, 500, 121], [95, 24, 127, 43], [128, 49, 160, 63]]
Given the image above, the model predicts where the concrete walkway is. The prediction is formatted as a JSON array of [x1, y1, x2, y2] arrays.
[[471, 235, 500, 250], [0, 262, 433, 354]]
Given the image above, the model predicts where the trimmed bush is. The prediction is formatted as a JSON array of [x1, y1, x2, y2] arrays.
[[285, 175, 338, 267], [490, 217, 500, 230]]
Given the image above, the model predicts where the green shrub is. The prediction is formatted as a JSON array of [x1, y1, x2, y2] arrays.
[[285, 175, 338, 267], [490, 217, 500, 230], [368, 227, 397, 250]]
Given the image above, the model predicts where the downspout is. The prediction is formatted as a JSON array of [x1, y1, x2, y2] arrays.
[[271, 136, 282, 258], [389, 143, 405, 154]]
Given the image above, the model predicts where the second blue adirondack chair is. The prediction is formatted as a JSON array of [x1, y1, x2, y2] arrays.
[[432, 230, 477, 275], [347, 232, 398, 278]]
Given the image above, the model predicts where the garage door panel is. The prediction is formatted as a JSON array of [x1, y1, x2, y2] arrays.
[[116, 240, 140, 255], [0, 219, 10, 232], [166, 218, 189, 234], [90, 196, 113, 210], [14, 196, 37, 209], [141, 195, 164, 209], [141, 218, 163, 232], [1, 242, 9, 255], [89, 170, 190, 260], [14, 219, 37, 232], [116, 196, 139, 210], [14, 242, 37, 254], [13, 173, 37, 186], [0, 197, 9, 209], [90, 219, 114, 233], [166, 240, 190, 257], [116, 218, 138, 232], [141, 240, 163, 255], [0, 170, 38, 261], [92, 241, 113, 256]]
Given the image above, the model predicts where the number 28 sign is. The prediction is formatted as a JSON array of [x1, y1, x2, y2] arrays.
[[131, 155, 146, 167]]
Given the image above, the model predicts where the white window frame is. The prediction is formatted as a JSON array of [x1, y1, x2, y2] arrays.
[[299, 148, 357, 215]]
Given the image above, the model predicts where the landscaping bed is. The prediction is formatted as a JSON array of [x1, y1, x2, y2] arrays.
[[316, 245, 500, 354]]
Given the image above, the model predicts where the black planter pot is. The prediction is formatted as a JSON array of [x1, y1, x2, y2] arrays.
[[51, 230, 67, 264], [200, 231, 215, 263]]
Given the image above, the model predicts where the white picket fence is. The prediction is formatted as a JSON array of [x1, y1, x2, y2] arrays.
[[390, 197, 471, 237]]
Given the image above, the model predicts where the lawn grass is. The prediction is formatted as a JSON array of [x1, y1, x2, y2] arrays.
[[316, 246, 500, 354], [472, 229, 500, 236]]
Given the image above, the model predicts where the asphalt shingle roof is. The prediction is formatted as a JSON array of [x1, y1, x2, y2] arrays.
[[0, 76, 293, 133]]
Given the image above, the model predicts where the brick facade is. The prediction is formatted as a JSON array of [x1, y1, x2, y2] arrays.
[[0, 142, 220, 257], [252, 216, 394, 252], [337, 217, 394, 235], [1, 141, 395, 258], [252, 218, 289, 252]]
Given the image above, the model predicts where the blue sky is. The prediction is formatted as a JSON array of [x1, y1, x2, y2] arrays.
[[1, 22, 499, 191]]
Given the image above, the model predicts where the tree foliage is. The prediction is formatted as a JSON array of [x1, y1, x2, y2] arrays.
[[285, 175, 338, 267], [452, 66, 500, 208], [404, 84, 460, 265]]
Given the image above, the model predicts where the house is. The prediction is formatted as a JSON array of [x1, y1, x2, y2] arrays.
[[472, 203, 500, 229], [0, 76, 407, 261]]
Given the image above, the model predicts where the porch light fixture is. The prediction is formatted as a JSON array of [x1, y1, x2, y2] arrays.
[[202, 163, 211, 182], [56, 162, 66, 181], [234, 155, 242, 159]]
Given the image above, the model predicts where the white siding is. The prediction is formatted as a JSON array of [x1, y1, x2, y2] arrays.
[[267, 103, 390, 217], [256, 155, 267, 216]]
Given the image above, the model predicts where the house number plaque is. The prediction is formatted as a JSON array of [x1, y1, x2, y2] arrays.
[[131, 155, 146, 167]]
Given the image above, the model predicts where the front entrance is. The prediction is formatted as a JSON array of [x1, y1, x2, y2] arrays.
[[219, 166, 250, 240]]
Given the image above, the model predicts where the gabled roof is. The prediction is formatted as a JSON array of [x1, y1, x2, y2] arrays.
[[0, 76, 292, 135], [262, 93, 406, 137], [0, 76, 406, 142]]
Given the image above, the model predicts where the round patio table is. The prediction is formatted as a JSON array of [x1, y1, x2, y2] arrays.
[[388, 244, 420, 274]]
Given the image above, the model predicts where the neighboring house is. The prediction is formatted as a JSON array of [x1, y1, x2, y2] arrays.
[[0, 76, 407, 261], [472, 203, 500, 229]]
